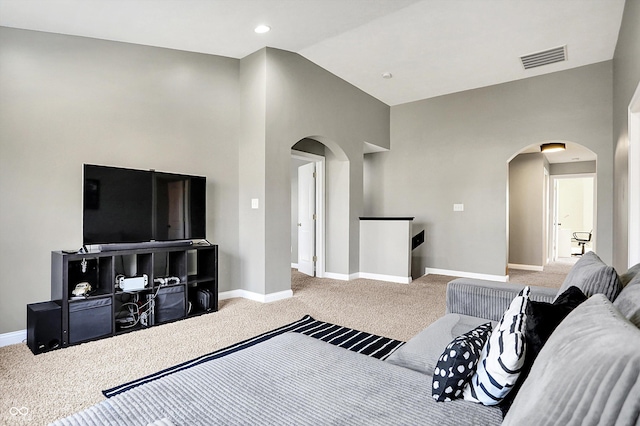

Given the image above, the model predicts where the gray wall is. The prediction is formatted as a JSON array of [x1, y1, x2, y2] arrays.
[[613, 0, 640, 271], [366, 62, 613, 277], [258, 48, 389, 291], [509, 153, 546, 267], [0, 27, 240, 334], [550, 161, 596, 175], [0, 32, 390, 334], [238, 49, 268, 295], [324, 149, 352, 275]]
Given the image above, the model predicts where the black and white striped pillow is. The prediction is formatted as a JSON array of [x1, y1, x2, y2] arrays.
[[463, 286, 530, 405]]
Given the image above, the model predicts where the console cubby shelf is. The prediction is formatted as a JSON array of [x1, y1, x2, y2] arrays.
[[51, 244, 218, 347]]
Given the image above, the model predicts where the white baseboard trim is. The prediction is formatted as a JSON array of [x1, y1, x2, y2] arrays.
[[322, 272, 350, 281], [508, 263, 544, 272], [218, 289, 245, 300], [425, 267, 508, 283], [218, 289, 293, 304], [291, 263, 299, 269], [262, 290, 294, 303], [0, 329, 26, 348], [314, 271, 413, 284], [358, 272, 411, 284]]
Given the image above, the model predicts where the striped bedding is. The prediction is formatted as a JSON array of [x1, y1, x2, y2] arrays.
[[104, 315, 405, 397], [52, 333, 503, 426]]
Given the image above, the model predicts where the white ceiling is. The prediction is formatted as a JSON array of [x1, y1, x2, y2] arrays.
[[0, 0, 625, 106], [0, 0, 625, 162]]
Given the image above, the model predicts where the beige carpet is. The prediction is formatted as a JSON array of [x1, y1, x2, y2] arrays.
[[0, 265, 569, 426], [508, 257, 577, 288]]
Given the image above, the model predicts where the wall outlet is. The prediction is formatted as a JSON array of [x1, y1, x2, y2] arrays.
[[251, 198, 259, 209], [453, 203, 464, 212]]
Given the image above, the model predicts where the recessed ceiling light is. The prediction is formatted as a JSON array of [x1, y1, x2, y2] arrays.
[[254, 25, 271, 34], [382, 72, 393, 79]]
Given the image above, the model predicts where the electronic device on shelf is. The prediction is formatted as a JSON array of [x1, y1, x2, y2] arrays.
[[196, 288, 213, 311], [153, 276, 181, 286], [115, 274, 148, 292], [115, 316, 136, 328]]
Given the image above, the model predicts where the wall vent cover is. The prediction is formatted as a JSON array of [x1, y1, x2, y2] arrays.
[[520, 45, 567, 69]]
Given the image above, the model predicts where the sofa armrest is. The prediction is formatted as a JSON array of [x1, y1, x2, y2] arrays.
[[446, 278, 558, 322]]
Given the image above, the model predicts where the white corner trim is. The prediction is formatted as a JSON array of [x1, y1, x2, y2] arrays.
[[425, 267, 508, 283], [358, 272, 412, 284], [262, 290, 294, 303], [508, 263, 544, 272], [322, 272, 350, 281], [314, 271, 413, 284], [0, 329, 26, 348], [218, 289, 293, 304], [218, 289, 245, 300]]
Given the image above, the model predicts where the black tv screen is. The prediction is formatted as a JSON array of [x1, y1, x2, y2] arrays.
[[153, 172, 207, 241], [83, 165, 206, 245]]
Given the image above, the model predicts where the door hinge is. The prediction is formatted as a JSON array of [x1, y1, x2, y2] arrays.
[[313, 213, 317, 220], [313, 256, 317, 262], [313, 171, 316, 178]]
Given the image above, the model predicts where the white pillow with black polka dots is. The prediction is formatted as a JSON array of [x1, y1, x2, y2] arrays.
[[432, 322, 493, 402]]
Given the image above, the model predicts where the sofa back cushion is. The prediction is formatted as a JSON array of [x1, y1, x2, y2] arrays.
[[620, 262, 640, 287], [555, 251, 621, 302], [613, 273, 640, 327], [386, 314, 494, 376], [503, 294, 640, 426]]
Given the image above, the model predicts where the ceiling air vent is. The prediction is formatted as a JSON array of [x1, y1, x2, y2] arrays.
[[520, 45, 567, 70]]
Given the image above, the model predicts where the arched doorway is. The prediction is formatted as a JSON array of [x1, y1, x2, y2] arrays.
[[507, 141, 597, 271], [291, 148, 324, 277], [290, 137, 349, 279]]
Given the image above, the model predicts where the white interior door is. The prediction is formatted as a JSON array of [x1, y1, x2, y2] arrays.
[[544, 168, 549, 264], [551, 179, 560, 261], [551, 175, 596, 259], [297, 162, 316, 276]]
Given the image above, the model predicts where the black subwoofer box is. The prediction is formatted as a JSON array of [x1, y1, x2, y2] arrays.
[[27, 301, 62, 355]]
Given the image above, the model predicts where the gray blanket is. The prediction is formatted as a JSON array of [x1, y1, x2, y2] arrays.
[[51, 333, 502, 425]]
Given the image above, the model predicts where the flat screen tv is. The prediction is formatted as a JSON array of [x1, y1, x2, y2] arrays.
[[83, 164, 206, 245]]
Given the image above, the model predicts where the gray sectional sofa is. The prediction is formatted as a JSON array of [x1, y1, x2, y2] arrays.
[[387, 251, 640, 425], [53, 252, 640, 426]]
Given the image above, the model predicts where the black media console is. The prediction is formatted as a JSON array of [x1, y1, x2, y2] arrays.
[[50, 244, 218, 348]]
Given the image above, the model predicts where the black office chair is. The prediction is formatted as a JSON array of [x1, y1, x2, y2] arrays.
[[572, 230, 592, 255]]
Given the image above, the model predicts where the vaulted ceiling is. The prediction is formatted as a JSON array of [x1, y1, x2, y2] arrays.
[[1, 0, 626, 162], [0, 0, 625, 107]]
